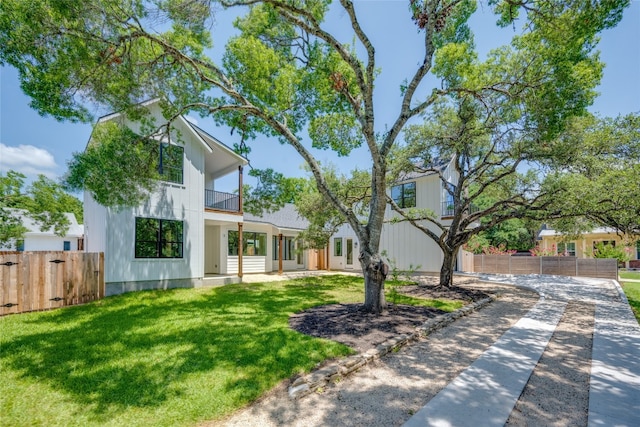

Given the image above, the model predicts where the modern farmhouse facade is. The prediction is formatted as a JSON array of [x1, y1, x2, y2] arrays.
[[329, 158, 468, 273], [83, 100, 314, 295]]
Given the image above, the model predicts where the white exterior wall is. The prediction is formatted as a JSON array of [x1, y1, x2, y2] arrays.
[[87, 106, 207, 285], [330, 160, 463, 273], [330, 224, 360, 271], [84, 192, 107, 253], [25, 235, 78, 251]]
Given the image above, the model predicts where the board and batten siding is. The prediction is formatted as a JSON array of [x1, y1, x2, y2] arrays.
[[84, 107, 207, 285]]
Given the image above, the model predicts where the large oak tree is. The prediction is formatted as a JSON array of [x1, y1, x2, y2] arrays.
[[0, 0, 628, 309]]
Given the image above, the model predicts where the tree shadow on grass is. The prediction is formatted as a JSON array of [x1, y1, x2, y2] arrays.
[[0, 278, 356, 425]]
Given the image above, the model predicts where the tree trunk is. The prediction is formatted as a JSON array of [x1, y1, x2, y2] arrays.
[[439, 249, 457, 288], [361, 254, 387, 313]]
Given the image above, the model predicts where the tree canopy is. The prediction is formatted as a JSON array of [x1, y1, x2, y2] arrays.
[[0, 171, 83, 246], [0, 0, 630, 308]]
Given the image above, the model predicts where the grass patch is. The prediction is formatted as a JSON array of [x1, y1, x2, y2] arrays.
[[619, 271, 640, 280], [621, 281, 640, 324], [0, 275, 462, 427]]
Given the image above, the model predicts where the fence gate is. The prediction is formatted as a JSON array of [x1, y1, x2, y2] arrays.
[[0, 251, 104, 316]]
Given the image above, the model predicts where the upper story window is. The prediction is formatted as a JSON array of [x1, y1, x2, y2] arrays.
[[156, 143, 184, 184], [391, 182, 416, 208], [442, 182, 456, 216], [135, 217, 184, 258]]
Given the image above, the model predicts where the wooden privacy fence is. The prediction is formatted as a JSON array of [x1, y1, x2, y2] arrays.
[[465, 254, 618, 280], [0, 251, 104, 316]]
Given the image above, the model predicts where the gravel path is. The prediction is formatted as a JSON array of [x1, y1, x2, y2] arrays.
[[213, 283, 539, 427], [506, 301, 595, 426]]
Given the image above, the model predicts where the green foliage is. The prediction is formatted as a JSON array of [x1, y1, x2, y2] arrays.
[[243, 168, 309, 215], [546, 113, 640, 237], [65, 122, 160, 207], [0, 0, 630, 297], [590, 242, 633, 263], [296, 165, 371, 249], [0, 171, 83, 246]]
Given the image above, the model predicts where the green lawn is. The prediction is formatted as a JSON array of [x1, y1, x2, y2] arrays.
[[0, 275, 462, 427], [619, 270, 640, 281], [621, 281, 640, 324]]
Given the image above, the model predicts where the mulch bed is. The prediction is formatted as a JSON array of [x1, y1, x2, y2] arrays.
[[289, 282, 492, 353]]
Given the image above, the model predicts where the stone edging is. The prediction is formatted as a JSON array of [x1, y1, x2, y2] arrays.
[[288, 295, 498, 399]]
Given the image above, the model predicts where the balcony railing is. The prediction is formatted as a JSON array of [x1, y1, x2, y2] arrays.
[[205, 189, 240, 212], [441, 201, 481, 218]]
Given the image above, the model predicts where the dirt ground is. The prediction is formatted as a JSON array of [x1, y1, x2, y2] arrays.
[[289, 277, 493, 353]]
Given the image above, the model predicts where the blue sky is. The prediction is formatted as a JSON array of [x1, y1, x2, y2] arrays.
[[1, 1, 639, 190]]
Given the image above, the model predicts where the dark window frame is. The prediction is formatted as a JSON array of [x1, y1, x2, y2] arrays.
[[557, 242, 576, 256], [135, 217, 184, 259], [156, 142, 184, 184], [272, 235, 295, 261], [391, 182, 416, 208], [334, 237, 342, 257], [63, 241, 71, 251], [229, 231, 267, 256]]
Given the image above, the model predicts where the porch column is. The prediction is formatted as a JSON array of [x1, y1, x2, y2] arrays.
[[238, 166, 244, 213], [326, 243, 330, 271], [278, 233, 283, 275], [238, 222, 243, 278]]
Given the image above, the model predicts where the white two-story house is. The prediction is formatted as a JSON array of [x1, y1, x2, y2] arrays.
[[329, 158, 465, 273], [84, 100, 315, 296]]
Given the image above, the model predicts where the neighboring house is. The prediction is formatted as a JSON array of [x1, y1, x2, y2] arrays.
[[330, 158, 470, 273], [84, 100, 315, 296], [0, 211, 84, 252], [538, 227, 640, 261]]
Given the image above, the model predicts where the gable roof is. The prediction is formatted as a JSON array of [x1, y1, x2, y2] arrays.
[[244, 204, 309, 231], [395, 157, 453, 182], [92, 99, 248, 171]]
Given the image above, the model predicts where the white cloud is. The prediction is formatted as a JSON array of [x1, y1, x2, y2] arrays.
[[0, 143, 58, 177]]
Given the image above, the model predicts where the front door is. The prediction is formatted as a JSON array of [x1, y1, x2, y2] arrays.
[[346, 238, 354, 269]]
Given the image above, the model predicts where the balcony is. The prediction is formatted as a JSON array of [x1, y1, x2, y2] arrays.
[[205, 190, 240, 212], [441, 201, 481, 218]]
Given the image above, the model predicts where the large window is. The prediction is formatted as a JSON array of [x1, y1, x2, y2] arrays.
[[135, 217, 184, 258], [156, 143, 184, 184], [334, 237, 342, 256], [229, 231, 267, 256], [273, 236, 295, 261], [391, 182, 416, 208], [637, 241, 640, 259], [557, 242, 576, 256]]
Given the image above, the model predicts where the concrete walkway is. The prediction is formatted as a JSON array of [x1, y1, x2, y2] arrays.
[[403, 274, 640, 427]]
